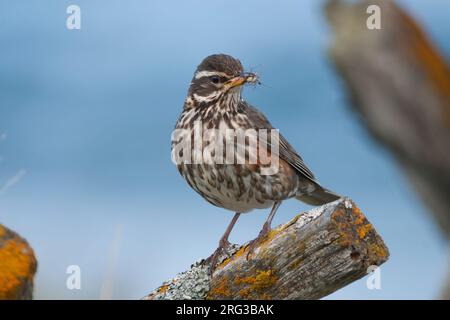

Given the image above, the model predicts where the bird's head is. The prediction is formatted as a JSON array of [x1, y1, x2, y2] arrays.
[[186, 54, 259, 108]]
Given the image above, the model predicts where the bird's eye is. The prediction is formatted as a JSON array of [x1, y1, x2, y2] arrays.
[[210, 76, 220, 84]]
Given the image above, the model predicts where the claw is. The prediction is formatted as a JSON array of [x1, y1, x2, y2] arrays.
[[246, 222, 271, 260], [206, 239, 231, 276]]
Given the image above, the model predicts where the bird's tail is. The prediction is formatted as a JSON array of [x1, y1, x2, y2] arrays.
[[296, 185, 341, 206]]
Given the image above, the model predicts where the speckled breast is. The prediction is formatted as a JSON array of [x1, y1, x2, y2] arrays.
[[174, 117, 300, 213], [173, 101, 303, 213]]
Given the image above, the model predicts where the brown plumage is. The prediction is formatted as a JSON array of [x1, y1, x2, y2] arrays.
[[172, 54, 340, 273]]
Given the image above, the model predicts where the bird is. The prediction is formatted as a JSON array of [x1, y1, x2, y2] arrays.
[[171, 54, 340, 273]]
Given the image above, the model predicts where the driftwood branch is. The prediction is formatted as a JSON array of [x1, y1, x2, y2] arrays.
[[325, 0, 450, 298], [144, 198, 389, 300], [325, 0, 450, 239]]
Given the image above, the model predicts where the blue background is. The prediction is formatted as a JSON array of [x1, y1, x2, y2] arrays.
[[0, 0, 449, 299]]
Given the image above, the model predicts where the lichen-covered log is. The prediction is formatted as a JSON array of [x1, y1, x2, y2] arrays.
[[0, 224, 37, 300], [325, 0, 450, 239], [325, 0, 450, 298], [145, 198, 389, 300]]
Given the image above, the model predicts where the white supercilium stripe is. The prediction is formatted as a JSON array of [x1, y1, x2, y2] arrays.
[[194, 70, 229, 79]]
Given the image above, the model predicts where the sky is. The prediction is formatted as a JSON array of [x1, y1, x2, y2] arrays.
[[0, 0, 449, 299]]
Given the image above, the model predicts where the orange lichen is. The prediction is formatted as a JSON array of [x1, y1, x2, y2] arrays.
[[254, 229, 280, 251], [352, 208, 374, 239], [332, 203, 375, 247], [397, 3, 450, 125], [234, 269, 277, 299], [216, 227, 284, 271], [353, 206, 365, 225], [356, 223, 373, 239], [330, 203, 389, 266], [0, 234, 37, 299], [157, 284, 169, 294], [351, 206, 374, 240], [208, 276, 231, 299], [216, 246, 247, 271], [331, 208, 353, 247], [368, 242, 389, 261]]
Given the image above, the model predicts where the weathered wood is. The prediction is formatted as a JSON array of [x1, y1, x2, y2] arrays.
[[145, 198, 389, 300], [325, 0, 450, 239], [0, 224, 37, 300], [325, 0, 450, 298]]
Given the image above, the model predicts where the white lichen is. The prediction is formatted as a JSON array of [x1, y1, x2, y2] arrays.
[[344, 199, 353, 209], [295, 198, 344, 229], [144, 244, 240, 300]]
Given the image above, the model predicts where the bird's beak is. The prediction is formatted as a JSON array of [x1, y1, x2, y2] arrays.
[[225, 73, 258, 89], [225, 76, 247, 89]]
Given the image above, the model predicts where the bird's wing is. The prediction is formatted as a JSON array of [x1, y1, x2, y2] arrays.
[[241, 102, 316, 182]]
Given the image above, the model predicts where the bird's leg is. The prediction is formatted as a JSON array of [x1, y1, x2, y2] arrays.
[[246, 201, 282, 260], [207, 212, 241, 275]]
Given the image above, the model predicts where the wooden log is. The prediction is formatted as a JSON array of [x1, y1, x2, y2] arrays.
[[325, 0, 450, 239], [144, 198, 389, 300], [325, 0, 450, 299], [0, 224, 37, 300]]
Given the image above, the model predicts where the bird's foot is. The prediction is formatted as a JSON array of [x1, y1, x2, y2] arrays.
[[246, 222, 271, 260], [205, 238, 232, 277]]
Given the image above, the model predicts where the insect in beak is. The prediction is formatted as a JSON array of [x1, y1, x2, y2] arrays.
[[225, 72, 260, 89]]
